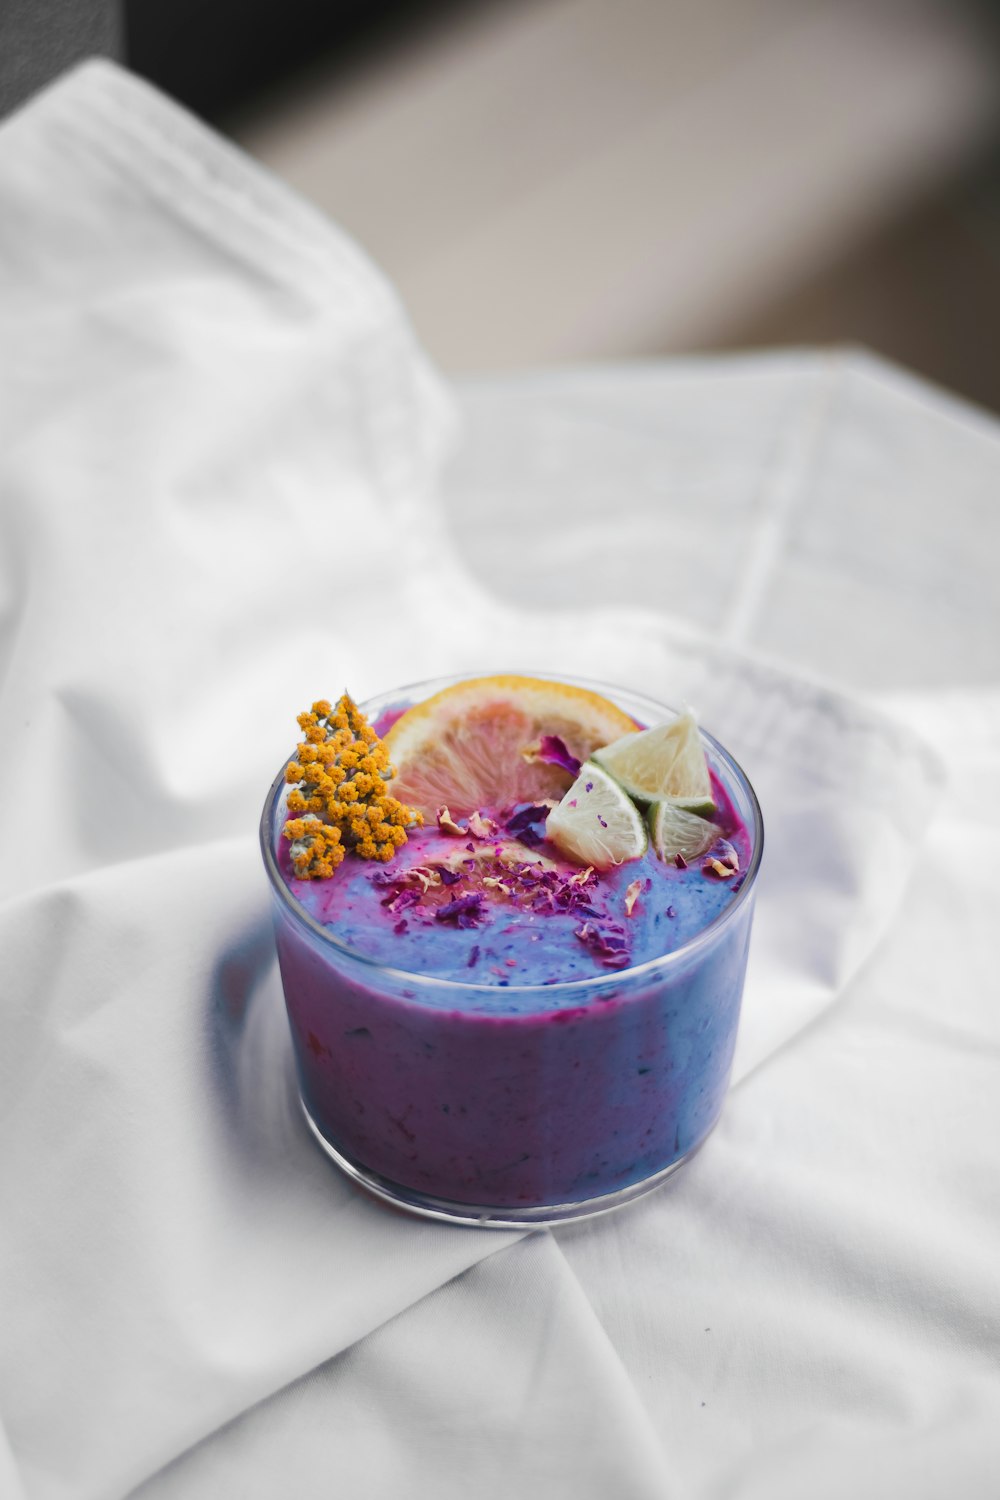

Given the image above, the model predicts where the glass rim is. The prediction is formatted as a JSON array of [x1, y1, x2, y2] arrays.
[[259, 669, 764, 997]]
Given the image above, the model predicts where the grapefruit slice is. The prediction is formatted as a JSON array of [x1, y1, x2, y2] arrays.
[[383, 675, 637, 816]]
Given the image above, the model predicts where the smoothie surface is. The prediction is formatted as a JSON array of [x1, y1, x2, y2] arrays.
[[276, 699, 751, 1009]]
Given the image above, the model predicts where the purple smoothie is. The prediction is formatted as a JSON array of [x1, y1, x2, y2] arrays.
[[261, 676, 763, 1222]]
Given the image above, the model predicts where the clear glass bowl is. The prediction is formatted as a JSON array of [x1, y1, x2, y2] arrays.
[[260, 673, 763, 1227]]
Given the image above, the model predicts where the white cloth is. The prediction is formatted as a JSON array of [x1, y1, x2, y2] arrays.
[[0, 60, 997, 1500]]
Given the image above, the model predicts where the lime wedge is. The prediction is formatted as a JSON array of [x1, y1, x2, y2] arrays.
[[592, 710, 715, 813], [648, 799, 721, 863], [546, 763, 647, 869]]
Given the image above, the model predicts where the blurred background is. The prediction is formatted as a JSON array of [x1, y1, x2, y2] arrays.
[[3, 0, 1000, 410]]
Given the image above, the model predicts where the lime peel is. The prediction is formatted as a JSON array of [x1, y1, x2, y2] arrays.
[[592, 709, 714, 811]]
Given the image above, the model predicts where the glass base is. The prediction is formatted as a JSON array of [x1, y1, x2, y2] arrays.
[[301, 1097, 709, 1229]]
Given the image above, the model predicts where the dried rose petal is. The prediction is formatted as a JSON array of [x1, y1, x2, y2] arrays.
[[468, 810, 500, 839], [624, 879, 642, 917], [574, 921, 631, 968], [435, 891, 486, 926], [437, 806, 466, 836], [385, 887, 420, 913], [505, 804, 551, 840], [710, 838, 740, 871], [521, 734, 582, 777], [702, 838, 739, 879]]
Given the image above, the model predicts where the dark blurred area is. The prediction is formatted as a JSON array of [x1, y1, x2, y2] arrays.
[[0, 0, 121, 115], [2, 0, 999, 411], [123, 0, 477, 123]]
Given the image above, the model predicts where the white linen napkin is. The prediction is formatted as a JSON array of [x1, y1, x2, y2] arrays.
[[0, 61, 943, 1500]]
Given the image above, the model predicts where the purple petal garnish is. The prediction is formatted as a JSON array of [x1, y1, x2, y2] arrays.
[[505, 804, 551, 840], [393, 919, 408, 935], [708, 838, 740, 871], [435, 892, 486, 926], [702, 838, 740, 880], [575, 922, 632, 968], [467, 944, 481, 968], [585, 781, 593, 793], [386, 887, 420, 913], [438, 866, 463, 885], [532, 734, 581, 777]]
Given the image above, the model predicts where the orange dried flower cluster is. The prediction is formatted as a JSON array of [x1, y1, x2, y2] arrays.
[[283, 694, 422, 878]]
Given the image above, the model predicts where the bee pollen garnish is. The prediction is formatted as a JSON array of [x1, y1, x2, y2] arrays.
[[283, 693, 422, 878]]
